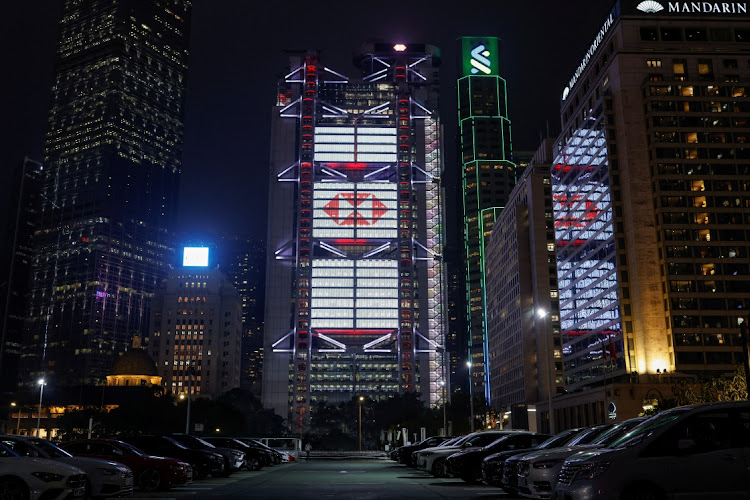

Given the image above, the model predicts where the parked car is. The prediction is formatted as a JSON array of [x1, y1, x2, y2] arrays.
[[61, 439, 192, 491], [0, 435, 132, 498], [409, 437, 462, 467], [482, 428, 582, 490], [119, 435, 224, 479], [168, 434, 244, 475], [202, 437, 268, 470], [555, 402, 750, 500], [512, 419, 646, 499], [418, 431, 524, 476], [237, 438, 284, 464], [0, 441, 88, 500], [446, 432, 550, 483], [395, 436, 452, 465]]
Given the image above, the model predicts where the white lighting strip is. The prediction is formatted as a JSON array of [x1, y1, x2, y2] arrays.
[[317, 333, 347, 349], [362, 243, 392, 258], [363, 332, 394, 350], [271, 331, 294, 352], [319, 241, 348, 257]]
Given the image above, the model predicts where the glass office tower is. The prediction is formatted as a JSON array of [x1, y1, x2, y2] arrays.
[[264, 43, 448, 431], [21, 0, 192, 387], [457, 37, 518, 401]]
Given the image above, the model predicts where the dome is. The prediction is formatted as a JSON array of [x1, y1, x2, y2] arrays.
[[111, 349, 158, 376]]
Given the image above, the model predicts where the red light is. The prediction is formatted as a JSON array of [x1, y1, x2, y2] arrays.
[[315, 329, 394, 335]]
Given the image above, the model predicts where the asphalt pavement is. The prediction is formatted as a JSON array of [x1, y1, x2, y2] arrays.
[[126, 458, 520, 499]]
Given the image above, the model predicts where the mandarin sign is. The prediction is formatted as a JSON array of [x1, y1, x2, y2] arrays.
[[668, 1, 747, 12]]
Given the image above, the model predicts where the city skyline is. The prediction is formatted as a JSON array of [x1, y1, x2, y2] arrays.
[[1, 1, 615, 243]]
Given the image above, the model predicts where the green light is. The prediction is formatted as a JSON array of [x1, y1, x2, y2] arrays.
[[459, 37, 500, 77]]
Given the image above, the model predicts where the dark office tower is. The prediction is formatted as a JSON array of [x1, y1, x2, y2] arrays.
[[457, 37, 517, 402], [21, 0, 191, 387], [221, 235, 265, 396], [0, 158, 45, 392], [550, 0, 750, 425], [264, 43, 448, 431]]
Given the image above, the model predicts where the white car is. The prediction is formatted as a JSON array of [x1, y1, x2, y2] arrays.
[[0, 442, 88, 500], [555, 401, 750, 500], [1, 436, 133, 498]]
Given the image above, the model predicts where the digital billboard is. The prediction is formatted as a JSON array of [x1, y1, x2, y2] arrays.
[[313, 182, 398, 239], [183, 246, 209, 267], [310, 259, 399, 331]]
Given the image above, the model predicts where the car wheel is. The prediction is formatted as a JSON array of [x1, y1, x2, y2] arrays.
[[460, 471, 478, 483], [431, 458, 446, 477], [0, 477, 29, 500], [137, 467, 162, 492], [621, 485, 665, 500], [246, 458, 261, 471]]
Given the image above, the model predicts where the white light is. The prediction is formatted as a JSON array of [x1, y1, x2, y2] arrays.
[[636, 0, 664, 13], [537, 308, 549, 318], [183, 247, 209, 267], [466, 360, 472, 368], [393, 44, 407, 52], [38, 378, 46, 386]]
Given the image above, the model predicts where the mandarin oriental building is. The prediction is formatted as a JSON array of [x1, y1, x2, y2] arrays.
[[263, 43, 448, 431], [548, 0, 750, 428]]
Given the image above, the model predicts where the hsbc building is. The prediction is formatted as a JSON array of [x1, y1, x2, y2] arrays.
[[263, 43, 447, 430]]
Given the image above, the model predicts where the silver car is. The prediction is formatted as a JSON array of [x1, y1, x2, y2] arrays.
[[1, 436, 133, 498], [513, 419, 646, 499], [555, 401, 750, 500]]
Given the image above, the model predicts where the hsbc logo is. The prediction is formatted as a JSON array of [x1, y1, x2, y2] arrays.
[[322, 192, 388, 226]]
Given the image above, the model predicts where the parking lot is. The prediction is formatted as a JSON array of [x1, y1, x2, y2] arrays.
[[126, 458, 519, 500]]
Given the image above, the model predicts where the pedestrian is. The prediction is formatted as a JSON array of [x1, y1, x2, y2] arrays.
[[305, 442, 312, 460]]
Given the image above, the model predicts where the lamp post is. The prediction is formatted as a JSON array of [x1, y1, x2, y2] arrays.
[[185, 367, 196, 434], [466, 360, 474, 432], [11, 402, 21, 435], [537, 309, 555, 434], [358, 396, 364, 451], [36, 378, 46, 438]]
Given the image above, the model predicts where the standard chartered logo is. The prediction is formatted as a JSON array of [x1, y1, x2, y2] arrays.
[[470, 45, 492, 74]]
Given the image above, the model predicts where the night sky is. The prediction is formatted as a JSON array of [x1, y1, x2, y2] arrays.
[[0, 1, 615, 248]]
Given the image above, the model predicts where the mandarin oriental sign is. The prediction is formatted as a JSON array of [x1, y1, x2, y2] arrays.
[[562, 10, 616, 101], [668, 1, 747, 12]]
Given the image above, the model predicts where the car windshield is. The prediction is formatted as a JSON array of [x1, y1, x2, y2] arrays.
[[608, 410, 690, 449], [438, 437, 461, 447], [593, 419, 647, 446], [28, 439, 72, 458], [568, 426, 611, 446], [537, 429, 581, 450], [173, 435, 214, 449], [160, 436, 189, 449], [115, 441, 146, 456], [467, 433, 506, 447], [0, 442, 19, 457]]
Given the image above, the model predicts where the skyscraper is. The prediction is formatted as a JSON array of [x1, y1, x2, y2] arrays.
[[457, 37, 518, 401], [148, 247, 242, 399], [21, 0, 191, 387], [264, 43, 448, 431], [550, 0, 750, 425]]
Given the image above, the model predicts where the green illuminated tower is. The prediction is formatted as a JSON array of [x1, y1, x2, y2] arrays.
[[458, 37, 517, 401]]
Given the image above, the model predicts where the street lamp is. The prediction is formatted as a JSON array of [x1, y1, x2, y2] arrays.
[[358, 396, 364, 451], [36, 378, 46, 438], [466, 360, 474, 432], [185, 367, 197, 434], [537, 309, 555, 434]]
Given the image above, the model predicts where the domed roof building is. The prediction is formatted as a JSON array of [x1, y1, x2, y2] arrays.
[[106, 336, 162, 388]]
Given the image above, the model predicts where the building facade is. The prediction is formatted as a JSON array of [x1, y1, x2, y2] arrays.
[[148, 248, 242, 399], [1, 158, 45, 392], [550, 0, 750, 426], [457, 37, 519, 401], [220, 235, 265, 396], [485, 140, 564, 431], [21, 0, 191, 387], [263, 43, 448, 431]]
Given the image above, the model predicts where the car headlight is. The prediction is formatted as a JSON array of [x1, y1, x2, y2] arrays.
[[32, 472, 64, 482], [169, 464, 184, 472], [97, 468, 120, 476], [572, 461, 611, 481], [533, 459, 563, 469]]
